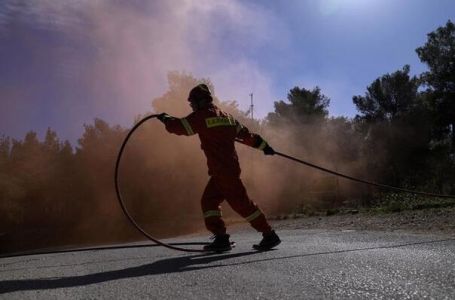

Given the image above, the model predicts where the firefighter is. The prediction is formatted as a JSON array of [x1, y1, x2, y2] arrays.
[[157, 84, 281, 252]]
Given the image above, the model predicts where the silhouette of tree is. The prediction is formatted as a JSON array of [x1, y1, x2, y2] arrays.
[[353, 65, 419, 123], [43, 128, 60, 155], [76, 119, 126, 219], [267, 86, 330, 126], [0, 136, 10, 170], [416, 20, 455, 152], [152, 71, 214, 116], [352, 66, 437, 188]]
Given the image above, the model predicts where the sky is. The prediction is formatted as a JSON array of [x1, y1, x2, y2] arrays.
[[1, 0, 454, 144]]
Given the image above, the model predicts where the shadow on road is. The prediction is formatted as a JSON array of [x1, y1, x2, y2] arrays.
[[1, 237, 454, 294], [0, 250, 260, 294], [0, 242, 210, 259]]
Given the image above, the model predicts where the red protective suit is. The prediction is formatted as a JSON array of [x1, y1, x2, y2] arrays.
[[164, 104, 272, 235]]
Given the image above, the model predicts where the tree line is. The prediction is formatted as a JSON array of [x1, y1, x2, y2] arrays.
[[0, 20, 453, 252]]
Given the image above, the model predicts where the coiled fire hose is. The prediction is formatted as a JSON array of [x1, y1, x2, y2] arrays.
[[115, 114, 455, 253], [115, 114, 207, 252]]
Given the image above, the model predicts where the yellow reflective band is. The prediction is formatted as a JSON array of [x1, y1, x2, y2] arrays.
[[236, 123, 243, 134], [203, 210, 222, 218], [181, 118, 195, 136], [257, 140, 267, 150], [246, 210, 262, 222], [205, 116, 236, 128]]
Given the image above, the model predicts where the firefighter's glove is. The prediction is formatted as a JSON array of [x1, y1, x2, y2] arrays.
[[263, 144, 275, 155], [157, 113, 172, 123]]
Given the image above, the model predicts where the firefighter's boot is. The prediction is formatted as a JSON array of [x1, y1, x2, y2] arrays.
[[253, 230, 281, 251], [203, 234, 232, 252]]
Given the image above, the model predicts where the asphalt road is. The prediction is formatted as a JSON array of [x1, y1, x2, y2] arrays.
[[1, 229, 454, 299]]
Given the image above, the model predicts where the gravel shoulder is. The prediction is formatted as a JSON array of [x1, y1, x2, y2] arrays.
[[269, 207, 455, 237]]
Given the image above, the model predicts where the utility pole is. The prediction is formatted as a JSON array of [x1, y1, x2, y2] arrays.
[[249, 93, 254, 121], [248, 92, 255, 182]]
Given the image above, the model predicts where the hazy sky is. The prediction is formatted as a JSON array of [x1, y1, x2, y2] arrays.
[[1, 0, 454, 144]]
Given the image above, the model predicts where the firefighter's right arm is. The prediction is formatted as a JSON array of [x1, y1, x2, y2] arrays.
[[235, 122, 275, 155], [158, 112, 198, 136]]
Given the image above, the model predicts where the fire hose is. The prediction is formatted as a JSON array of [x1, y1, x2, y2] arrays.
[[115, 114, 207, 252], [114, 114, 455, 254], [273, 152, 455, 199]]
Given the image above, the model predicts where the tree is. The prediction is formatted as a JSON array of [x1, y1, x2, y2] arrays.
[[352, 66, 434, 188], [267, 86, 330, 126], [0, 136, 10, 170], [353, 65, 419, 123], [416, 20, 455, 151], [9, 131, 42, 179], [43, 128, 60, 155], [152, 71, 214, 116]]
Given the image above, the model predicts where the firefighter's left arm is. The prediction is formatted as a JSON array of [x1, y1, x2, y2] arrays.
[[235, 121, 274, 155], [159, 112, 199, 136]]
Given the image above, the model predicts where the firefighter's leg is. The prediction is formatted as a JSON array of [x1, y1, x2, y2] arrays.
[[218, 176, 272, 233], [201, 177, 227, 235]]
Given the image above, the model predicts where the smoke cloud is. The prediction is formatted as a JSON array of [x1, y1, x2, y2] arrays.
[[0, 0, 285, 142], [0, 1, 371, 253]]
